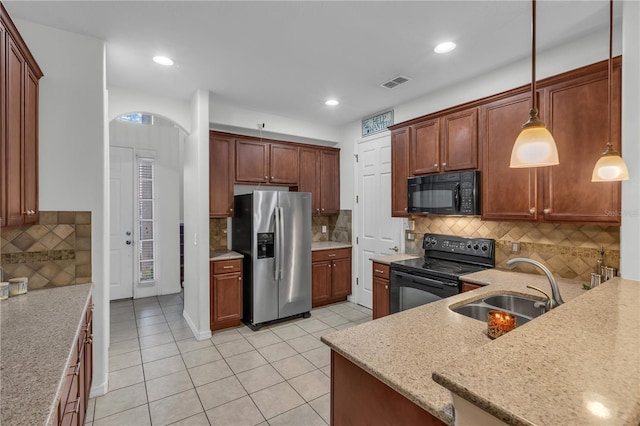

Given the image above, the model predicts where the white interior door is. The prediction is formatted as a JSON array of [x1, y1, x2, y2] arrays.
[[110, 146, 134, 300], [356, 134, 403, 309]]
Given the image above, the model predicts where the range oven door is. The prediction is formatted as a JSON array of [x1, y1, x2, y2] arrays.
[[389, 270, 459, 314]]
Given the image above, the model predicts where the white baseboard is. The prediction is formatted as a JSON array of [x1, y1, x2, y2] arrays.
[[183, 310, 212, 341], [89, 378, 108, 398]]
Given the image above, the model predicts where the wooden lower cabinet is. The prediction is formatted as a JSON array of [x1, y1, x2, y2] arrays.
[[57, 297, 93, 426], [311, 248, 351, 308], [210, 258, 243, 331], [461, 281, 484, 293], [331, 351, 446, 426], [372, 262, 390, 319]]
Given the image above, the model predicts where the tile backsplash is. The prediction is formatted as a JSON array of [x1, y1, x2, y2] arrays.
[[1, 211, 92, 289], [406, 216, 619, 283]]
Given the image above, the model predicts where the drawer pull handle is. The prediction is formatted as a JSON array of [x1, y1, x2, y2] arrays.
[[375, 269, 384, 274], [223, 266, 234, 269], [328, 254, 336, 257]]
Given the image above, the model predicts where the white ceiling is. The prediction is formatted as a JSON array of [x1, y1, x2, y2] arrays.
[[4, 1, 618, 128]]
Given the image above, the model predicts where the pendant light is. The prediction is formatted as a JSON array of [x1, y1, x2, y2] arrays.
[[591, 0, 629, 182], [510, 0, 559, 168]]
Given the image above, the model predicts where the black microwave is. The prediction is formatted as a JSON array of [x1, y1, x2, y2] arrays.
[[407, 171, 480, 215]]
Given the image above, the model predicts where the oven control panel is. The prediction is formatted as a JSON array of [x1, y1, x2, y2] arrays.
[[423, 233, 494, 260]]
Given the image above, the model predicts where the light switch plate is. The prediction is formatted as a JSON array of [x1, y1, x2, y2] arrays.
[[322, 225, 327, 233]]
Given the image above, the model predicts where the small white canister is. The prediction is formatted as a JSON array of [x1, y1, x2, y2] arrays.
[[8, 277, 28, 296], [0, 282, 9, 300]]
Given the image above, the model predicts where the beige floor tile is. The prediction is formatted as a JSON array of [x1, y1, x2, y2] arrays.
[[110, 312, 136, 324], [267, 403, 327, 426], [94, 383, 147, 420], [205, 395, 264, 426], [286, 335, 324, 353], [143, 354, 185, 380], [165, 311, 187, 322], [340, 309, 370, 321], [320, 364, 330, 378], [216, 337, 254, 358], [271, 324, 307, 341], [310, 328, 337, 341], [110, 327, 138, 344], [108, 365, 144, 391], [236, 364, 284, 394], [161, 303, 183, 314], [271, 354, 317, 380], [141, 342, 179, 363], [195, 375, 246, 410], [188, 359, 234, 387], [110, 318, 137, 331], [169, 412, 210, 425], [149, 389, 203, 426], [108, 337, 140, 357], [296, 319, 331, 334], [158, 293, 183, 307], [318, 313, 350, 327], [93, 404, 150, 426], [109, 350, 142, 372], [250, 382, 305, 420], [135, 306, 164, 319], [309, 394, 330, 424], [301, 346, 331, 368], [146, 370, 194, 402], [287, 370, 330, 402], [139, 331, 175, 349], [85, 397, 96, 423], [333, 322, 356, 330], [181, 346, 222, 368], [326, 303, 352, 313], [245, 331, 283, 349], [256, 342, 297, 363], [210, 328, 244, 345], [225, 350, 268, 374], [171, 327, 196, 341], [137, 322, 170, 337], [133, 297, 159, 307], [136, 314, 166, 328], [177, 337, 213, 354]]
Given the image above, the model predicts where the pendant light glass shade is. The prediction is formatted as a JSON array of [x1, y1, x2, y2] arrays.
[[592, 144, 629, 181], [510, 0, 559, 168]]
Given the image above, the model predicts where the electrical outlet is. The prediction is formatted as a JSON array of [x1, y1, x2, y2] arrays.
[[511, 242, 520, 254], [322, 225, 327, 233]]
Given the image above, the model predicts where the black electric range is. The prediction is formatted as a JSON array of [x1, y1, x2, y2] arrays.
[[389, 233, 495, 313]]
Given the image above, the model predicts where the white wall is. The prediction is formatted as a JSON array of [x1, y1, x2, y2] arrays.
[[109, 120, 182, 297], [182, 90, 211, 340], [15, 19, 109, 396]]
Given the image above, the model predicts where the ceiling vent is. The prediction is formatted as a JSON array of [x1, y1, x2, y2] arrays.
[[380, 75, 411, 89]]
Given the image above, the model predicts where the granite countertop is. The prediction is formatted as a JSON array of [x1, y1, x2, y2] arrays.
[[0, 283, 93, 426], [311, 241, 352, 251], [321, 269, 590, 425], [209, 250, 244, 261], [433, 276, 640, 426], [370, 253, 420, 265]]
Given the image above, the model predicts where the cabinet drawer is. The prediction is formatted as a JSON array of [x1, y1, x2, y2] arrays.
[[212, 259, 242, 275], [372, 263, 390, 280], [312, 248, 351, 262]]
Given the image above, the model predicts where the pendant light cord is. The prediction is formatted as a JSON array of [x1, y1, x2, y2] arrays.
[[608, 0, 613, 147], [531, 0, 537, 113]]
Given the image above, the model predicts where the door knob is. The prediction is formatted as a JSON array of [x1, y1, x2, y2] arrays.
[[126, 240, 132, 245], [389, 246, 399, 253]]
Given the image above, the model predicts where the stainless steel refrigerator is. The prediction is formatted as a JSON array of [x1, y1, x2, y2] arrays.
[[232, 191, 312, 329]]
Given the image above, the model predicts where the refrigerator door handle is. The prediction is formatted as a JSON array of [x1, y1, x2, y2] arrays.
[[278, 207, 285, 279], [274, 208, 280, 281]]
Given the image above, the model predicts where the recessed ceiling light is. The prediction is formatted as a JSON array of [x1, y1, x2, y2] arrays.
[[325, 99, 339, 106], [434, 41, 456, 54], [153, 56, 174, 66]]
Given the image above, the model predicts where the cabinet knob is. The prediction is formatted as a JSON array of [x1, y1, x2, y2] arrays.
[[543, 208, 551, 214], [433, 163, 438, 167], [238, 277, 242, 281], [265, 176, 268, 179], [230, 208, 233, 212], [404, 207, 407, 212], [271, 176, 274, 179], [321, 208, 325, 212], [442, 162, 446, 166], [385, 285, 388, 289], [328, 264, 331, 268], [529, 208, 535, 214]]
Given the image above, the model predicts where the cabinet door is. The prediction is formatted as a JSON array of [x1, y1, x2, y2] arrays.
[[461, 282, 483, 293], [391, 128, 410, 217], [372, 276, 390, 319], [235, 139, 268, 183], [210, 134, 235, 217], [541, 67, 621, 224], [1, 20, 5, 227], [5, 36, 24, 227], [299, 147, 320, 214], [270, 143, 299, 185], [410, 119, 440, 175], [480, 92, 538, 221], [211, 272, 243, 324], [319, 150, 340, 215], [312, 261, 332, 306], [23, 67, 38, 224], [331, 257, 352, 298], [442, 107, 478, 171]]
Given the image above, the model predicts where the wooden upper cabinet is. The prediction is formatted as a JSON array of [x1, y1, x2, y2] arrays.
[[210, 133, 235, 217], [442, 107, 478, 171], [480, 92, 538, 221], [391, 128, 411, 217], [299, 147, 320, 213], [235, 139, 269, 183], [0, 19, 5, 227], [410, 119, 439, 175], [23, 67, 39, 224], [541, 65, 621, 225], [270, 143, 298, 185], [319, 149, 340, 215]]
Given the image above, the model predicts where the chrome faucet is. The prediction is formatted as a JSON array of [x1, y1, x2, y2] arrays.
[[506, 258, 564, 309]]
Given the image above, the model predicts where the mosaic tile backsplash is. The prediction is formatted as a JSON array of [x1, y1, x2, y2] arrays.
[[209, 210, 352, 250], [1, 211, 92, 289], [406, 216, 619, 283]]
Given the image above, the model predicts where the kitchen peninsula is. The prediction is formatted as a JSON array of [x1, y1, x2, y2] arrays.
[[321, 270, 640, 425]]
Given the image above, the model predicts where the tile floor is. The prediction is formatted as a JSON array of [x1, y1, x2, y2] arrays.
[[86, 292, 372, 425]]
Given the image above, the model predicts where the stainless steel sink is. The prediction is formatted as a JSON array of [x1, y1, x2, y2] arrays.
[[451, 294, 547, 325]]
